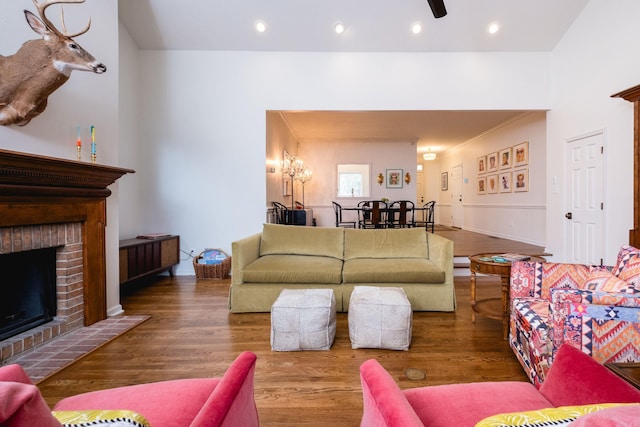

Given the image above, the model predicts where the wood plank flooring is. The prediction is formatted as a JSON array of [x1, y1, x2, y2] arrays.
[[36, 229, 536, 425], [38, 274, 527, 426]]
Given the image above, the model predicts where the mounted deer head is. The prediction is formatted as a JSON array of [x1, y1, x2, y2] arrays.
[[0, 0, 106, 126]]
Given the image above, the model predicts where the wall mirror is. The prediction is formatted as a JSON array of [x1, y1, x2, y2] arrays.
[[337, 164, 370, 197]]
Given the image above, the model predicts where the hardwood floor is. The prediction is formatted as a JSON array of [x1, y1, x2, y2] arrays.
[[38, 274, 527, 426]]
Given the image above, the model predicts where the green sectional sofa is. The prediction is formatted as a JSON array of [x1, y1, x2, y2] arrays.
[[229, 223, 454, 313]]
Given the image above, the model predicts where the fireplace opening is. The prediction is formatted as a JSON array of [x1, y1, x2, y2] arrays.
[[0, 247, 57, 341]]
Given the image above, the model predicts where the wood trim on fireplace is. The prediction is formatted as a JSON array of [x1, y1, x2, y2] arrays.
[[612, 84, 640, 247], [0, 149, 133, 326]]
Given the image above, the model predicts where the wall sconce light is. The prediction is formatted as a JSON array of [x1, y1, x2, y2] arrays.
[[404, 172, 411, 185], [423, 148, 437, 161], [377, 173, 384, 185]]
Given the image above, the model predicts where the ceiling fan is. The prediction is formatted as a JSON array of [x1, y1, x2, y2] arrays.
[[426, 0, 447, 18]]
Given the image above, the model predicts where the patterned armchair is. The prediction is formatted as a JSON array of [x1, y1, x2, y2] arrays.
[[509, 246, 640, 387]]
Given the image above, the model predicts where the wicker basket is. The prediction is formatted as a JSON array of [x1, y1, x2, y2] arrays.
[[193, 249, 231, 280]]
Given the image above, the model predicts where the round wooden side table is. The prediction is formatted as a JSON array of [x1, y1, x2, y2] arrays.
[[468, 253, 545, 340]]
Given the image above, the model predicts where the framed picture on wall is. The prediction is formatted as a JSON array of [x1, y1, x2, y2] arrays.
[[477, 156, 487, 175], [513, 141, 529, 167], [499, 172, 512, 193], [386, 169, 403, 188], [499, 148, 512, 170], [487, 152, 498, 172], [514, 168, 529, 192], [486, 174, 498, 194], [441, 172, 448, 191], [477, 177, 486, 195]]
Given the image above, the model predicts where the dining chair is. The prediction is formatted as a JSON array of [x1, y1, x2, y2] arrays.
[[332, 201, 356, 228], [387, 200, 415, 228], [415, 200, 436, 232], [358, 200, 388, 229], [272, 201, 288, 224]]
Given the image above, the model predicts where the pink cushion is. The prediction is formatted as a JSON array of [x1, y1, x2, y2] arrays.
[[54, 378, 221, 426], [0, 381, 62, 427], [568, 404, 640, 426], [404, 382, 552, 426], [540, 344, 640, 406], [54, 351, 258, 427]]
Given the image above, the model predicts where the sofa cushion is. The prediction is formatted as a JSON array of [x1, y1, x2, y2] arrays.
[[242, 255, 343, 284], [539, 344, 640, 406], [54, 378, 222, 427], [581, 269, 636, 294], [343, 228, 428, 260], [260, 223, 344, 259], [404, 381, 552, 427], [475, 403, 630, 427], [343, 258, 445, 283]]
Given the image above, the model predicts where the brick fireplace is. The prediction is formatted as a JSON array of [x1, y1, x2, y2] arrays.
[[0, 149, 132, 361]]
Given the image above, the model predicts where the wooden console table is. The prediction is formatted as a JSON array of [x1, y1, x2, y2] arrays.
[[469, 253, 545, 340], [119, 235, 180, 286]]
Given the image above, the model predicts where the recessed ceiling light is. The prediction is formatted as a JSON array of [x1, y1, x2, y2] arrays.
[[411, 23, 422, 35], [255, 20, 266, 33], [334, 22, 346, 34], [488, 22, 499, 34]]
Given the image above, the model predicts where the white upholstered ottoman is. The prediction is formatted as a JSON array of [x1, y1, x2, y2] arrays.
[[270, 289, 336, 351], [348, 286, 412, 350]]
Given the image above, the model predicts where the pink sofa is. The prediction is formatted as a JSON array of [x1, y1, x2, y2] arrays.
[[0, 351, 258, 427], [360, 344, 640, 427]]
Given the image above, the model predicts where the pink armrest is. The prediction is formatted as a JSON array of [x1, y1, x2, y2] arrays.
[[359, 359, 424, 427], [191, 350, 259, 427]]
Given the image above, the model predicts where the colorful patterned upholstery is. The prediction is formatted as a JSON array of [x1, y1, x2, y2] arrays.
[[509, 251, 640, 388]]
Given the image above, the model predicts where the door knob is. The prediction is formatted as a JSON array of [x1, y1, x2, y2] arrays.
[[565, 212, 572, 219]]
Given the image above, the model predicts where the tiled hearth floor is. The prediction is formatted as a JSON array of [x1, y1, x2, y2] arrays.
[[4, 315, 149, 384]]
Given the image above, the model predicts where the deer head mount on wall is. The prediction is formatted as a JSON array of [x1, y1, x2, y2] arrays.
[[0, 0, 106, 126]]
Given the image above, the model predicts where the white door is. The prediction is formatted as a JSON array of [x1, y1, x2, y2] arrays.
[[450, 165, 463, 228], [564, 132, 605, 264]]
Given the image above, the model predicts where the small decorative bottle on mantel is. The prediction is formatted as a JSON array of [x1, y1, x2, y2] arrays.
[[76, 126, 82, 161], [90, 125, 96, 163]]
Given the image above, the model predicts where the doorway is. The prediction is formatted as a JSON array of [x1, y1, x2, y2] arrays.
[[564, 131, 605, 264], [450, 165, 463, 228]]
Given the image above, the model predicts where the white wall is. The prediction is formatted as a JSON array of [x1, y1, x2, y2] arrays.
[[297, 139, 417, 227], [437, 113, 547, 245], [0, 0, 123, 314], [547, 0, 640, 264], [130, 50, 551, 274]]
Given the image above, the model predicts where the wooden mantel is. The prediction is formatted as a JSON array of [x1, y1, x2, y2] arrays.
[[0, 149, 134, 325], [612, 84, 640, 247]]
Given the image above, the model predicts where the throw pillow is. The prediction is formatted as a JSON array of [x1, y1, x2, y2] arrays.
[[617, 256, 640, 290], [581, 270, 636, 294], [567, 404, 640, 426], [53, 410, 151, 427], [474, 403, 629, 427], [613, 245, 640, 276]]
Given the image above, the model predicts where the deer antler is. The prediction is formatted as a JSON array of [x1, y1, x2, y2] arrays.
[[32, 0, 91, 38]]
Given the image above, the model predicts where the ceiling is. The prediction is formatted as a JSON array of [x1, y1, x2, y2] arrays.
[[118, 0, 588, 53], [118, 0, 587, 158], [278, 110, 532, 156]]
